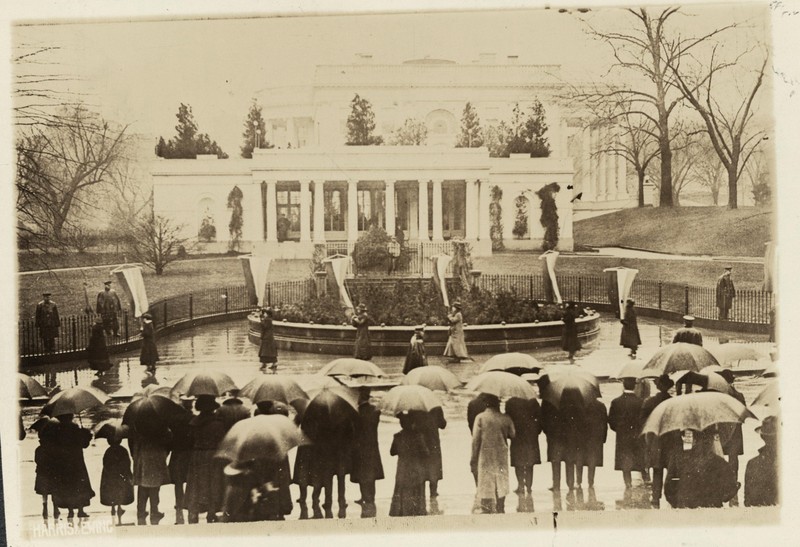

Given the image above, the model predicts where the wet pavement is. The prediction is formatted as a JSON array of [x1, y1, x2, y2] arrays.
[[16, 315, 775, 536]]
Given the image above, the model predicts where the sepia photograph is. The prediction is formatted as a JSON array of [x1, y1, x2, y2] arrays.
[[3, 0, 798, 545]]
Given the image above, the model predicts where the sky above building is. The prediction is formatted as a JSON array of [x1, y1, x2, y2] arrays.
[[11, 3, 772, 156]]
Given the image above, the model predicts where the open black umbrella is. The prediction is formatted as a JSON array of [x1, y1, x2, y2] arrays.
[[172, 370, 237, 397], [642, 343, 720, 377], [239, 375, 308, 405], [215, 414, 304, 465], [300, 385, 358, 443], [42, 385, 109, 417], [19, 373, 48, 399], [123, 392, 188, 438]]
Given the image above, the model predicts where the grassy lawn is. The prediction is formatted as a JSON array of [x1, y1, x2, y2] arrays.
[[573, 206, 773, 257]]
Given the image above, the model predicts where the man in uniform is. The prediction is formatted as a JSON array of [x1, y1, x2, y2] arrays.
[[715, 266, 736, 320], [672, 315, 703, 346], [387, 236, 401, 275], [96, 280, 122, 337], [35, 292, 60, 352]]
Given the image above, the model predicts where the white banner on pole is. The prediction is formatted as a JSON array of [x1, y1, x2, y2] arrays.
[[604, 267, 638, 318], [240, 255, 272, 307], [431, 254, 452, 308], [539, 250, 562, 303], [111, 265, 149, 318], [323, 255, 354, 311]]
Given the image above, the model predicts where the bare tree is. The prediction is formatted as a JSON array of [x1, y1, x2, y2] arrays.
[[692, 137, 726, 205], [646, 127, 699, 206], [126, 213, 189, 275]]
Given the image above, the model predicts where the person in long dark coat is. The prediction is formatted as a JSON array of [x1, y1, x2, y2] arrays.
[[672, 315, 703, 346], [561, 302, 581, 363], [505, 397, 541, 496], [351, 387, 384, 518], [87, 317, 113, 375], [217, 392, 251, 433], [715, 267, 736, 320], [389, 413, 429, 517], [252, 401, 293, 519], [290, 399, 313, 519], [96, 280, 122, 337], [32, 417, 60, 520], [130, 427, 171, 525], [258, 307, 278, 372], [577, 396, 607, 491], [310, 424, 354, 519], [718, 369, 745, 506], [744, 416, 779, 507], [640, 375, 680, 508], [665, 429, 738, 508], [402, 328, 428, 374], [35, 292, 60, 352], [168, 397, 194, 525], [100, 436, 134, 523], [351, 304, 372, 360], [185, 395, 226, 524], [410, 406, 446, 511], [619, 299, 641, 358], [608, 378, 645, 493], [51, 414, 94, 518], [139, 313, 159, 373]]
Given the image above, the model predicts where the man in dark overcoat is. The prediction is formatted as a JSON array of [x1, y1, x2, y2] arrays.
[[608, 378, 645, 493], [351, 387, 384, 518], [639, 375, 680, 508], [672, 315, 703, 346], [96, 280, 122, 337], [718, 369, 746, 506], [744, 416, 779, 507], [410, 406, 446, 513], [35, 292, 60, 352], [715, 266, 736, 320]]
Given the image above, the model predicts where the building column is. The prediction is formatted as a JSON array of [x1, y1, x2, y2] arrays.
[[347, 179, 358, 244], [432, 179, 444, 241], [582, 126, 595, 201], [465, 179, 478, 240], [606, 129, 618, 200], [478, 180, 491, 242], [616, 139, 628, 199], [597, 127, 607, 201], [299, 180, 311, 242], [418, 180, 429, 241], [385, 179, 396, 236], [264, 180, 278, 242], [313, 181, 325, 243]]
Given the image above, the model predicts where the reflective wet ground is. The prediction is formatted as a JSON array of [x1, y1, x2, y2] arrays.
[[17, 315, 774, 531]]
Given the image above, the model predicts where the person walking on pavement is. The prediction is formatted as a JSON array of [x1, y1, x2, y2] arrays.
[[640, 375, 680, 509], [608, 378, 646, 502], [258, 307, 278, 372], [351, 387, 384, 518], [35, 292, 60, 353], [716, 266, 736, 320], [672, 315, 703, 346], [444, 300, 469, 363], [402, 327, 428, 374], [561, 302, 582, 363], [470, 394, 515, 514], [139, 313, 159, 373], [96, 280, 122, 338], [620, 299, 641, 359], [351, 303, 372, 360]]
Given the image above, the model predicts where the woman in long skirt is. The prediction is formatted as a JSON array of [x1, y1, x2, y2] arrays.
[[140, 313, 159, 373], [443, 301, 469, 362], [505, 397, 541, 510], [259, 307, 278, 372], [561, 302, 582, 363], [619, 299, 641, 359], [402, 327, 427, 374], [389, 413, 429, 517], [185, 395, 226, 524], [32, 417, 60, 519], [351, 303, 372, 360], [51, 414, 94, 518], [87, 317, 113, 375]]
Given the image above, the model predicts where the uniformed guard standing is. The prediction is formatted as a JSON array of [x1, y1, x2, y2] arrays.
[[35, 292, 60, 352], [96, 280, 122, 337]]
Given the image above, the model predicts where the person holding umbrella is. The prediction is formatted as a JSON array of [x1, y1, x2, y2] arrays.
[[619, 299, 641, 359], [291, 399, 313, 520], [639, 375, 680, 509], [351, 387, 384, 518], [31, 417, 60, 520], [185, 394, 226, 524], [87, 315, 113, 376], [672, 316, 703, 346], [665, 428, 738, 508], [35, 292, 60, 353], [561, 302, 581, 363], [505, 396, 541, 511], [129, 423, 171, 526], [470, 394, 515, 513], [51, 413, 94, 519], [351, 303, 373, 361], [444, 300, 470, 363], [258, 307, 278, 372], [608, 378, 645, 500], [717, 369, 746, 506], [139, 313, 159, 373], [217, 390, 251, 433], [402, 327, 428, 374], [576, 394, 607, 498], [389, 412, 430, 517], [744, 416, 779, 506], [410, 405, 446, 514], [169, 396, 195, 525]]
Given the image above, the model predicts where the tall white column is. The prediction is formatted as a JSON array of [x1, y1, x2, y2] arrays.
[[617, 152, 628, 198], [478, 180, 491, 242], [313, 181, 325, 243], [582, 127, 595, 201], [299, 180, 311, 242], [265, 180, 278, 242], [347, 179, 358, 244], [418, 180, 429, 241], [597, 127, 607, 201], [385, 179, 396, 236], [432, 179, 444, 241], [606, 129, 618, 200], [465, 179, 478, 240]]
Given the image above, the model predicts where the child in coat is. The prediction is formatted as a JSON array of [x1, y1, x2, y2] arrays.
[[100, 436, 135, 524]]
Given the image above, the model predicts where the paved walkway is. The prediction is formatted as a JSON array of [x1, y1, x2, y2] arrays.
[[583, 247, 763, 263]]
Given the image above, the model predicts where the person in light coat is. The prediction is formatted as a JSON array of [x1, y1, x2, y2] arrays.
[[470, 394, 515, 514], [444, 300, 469, 362]]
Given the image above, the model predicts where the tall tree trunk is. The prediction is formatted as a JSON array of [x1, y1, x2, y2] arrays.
[[658, 111, 674, 207], [727, 168, 738, 209], [637, 170, 646, 207]]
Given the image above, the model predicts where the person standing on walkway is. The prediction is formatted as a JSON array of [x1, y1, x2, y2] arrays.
[[744, 416, 779, 507], [505, 396, 541, 511], [185, 395, 226, 524], [664, 429, 738, 508], [619, 299, 641, 359], [87, 316, 113, 375], [258, 307, 278, 372], [169, 396, 194, 525], [35, 292, 60, 353], [718, 369, 745, 506], [100, 433, 134, 525], [716, 267, 736, 320], [640, 375, 680, 509], [444, 300, 469, 363], [51, 413, 94, 519], [577, 395, 607, 495], [608, 378, 645, 500], [389, 412, 429, 517], [139, 313, 159, 373], [351, 387, 384, 518], [130, 426, 171, 526], [411, 405, 446, 514], [471, 394, 515, 514], [387, 236, 401, 275], [96, 280, 122, 338], [352, 303, 372, 360], [32, 417, 60, 520], [402, 327, 428, 374], [561, 302, 581, 363], [672, 315, 703, 346]]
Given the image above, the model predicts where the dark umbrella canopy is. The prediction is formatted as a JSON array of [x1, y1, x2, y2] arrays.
[[94, 418, 129, 442], [641, 391, 755, 437], [300, 386, 359, 442], [538, 365, 600, 408], [42, 385, 110, 417], [239, 375, 308, 404], [642, 343, 720, 377], [123, 392, 188, 438], [172, 370, 237, 397], [19, 373, 48, 399], [215, 414, 304, 465]]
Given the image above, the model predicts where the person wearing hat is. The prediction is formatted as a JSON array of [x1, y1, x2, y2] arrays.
[[351, 303, 372, 360], [258, 307, 278, 372], [444, 300, 470, 363], [351, 387, 384, 518], [387, 235, 401, 275], [389, 412, 429, 517], [87, 315, 113, 376], [715, 267, 736, 321], [608, 378, 646, 499], [619, 299, 641, 359], [35, 292, 60, 353], [51, 413, 94, 519], [561, 302, 582, 363], [672, 315, 703, 346], [96, 280, 122, 338], [744, 416, 779, 506], [471, 393, 515, 513], [169, 396, 195, 524], [717, 369, 746, 506], [139, 312, 159, 374], [32, 417, 61, 520], [185, 394, 225, 524], [402, 326, 428, 374], [639, 374, 680, 508], [505, 396, 542, 511]]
